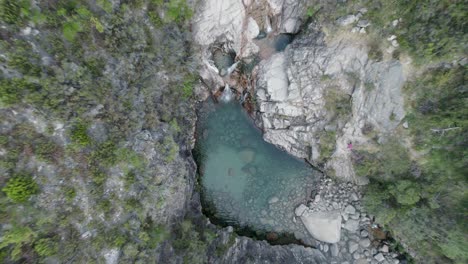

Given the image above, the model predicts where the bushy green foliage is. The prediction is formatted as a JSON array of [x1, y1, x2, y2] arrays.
[[173, 219, 209, 264], [324, 86, 352, 121], [166, 0, 193, 24], [360, 66, 467, 263], [181, 74, 197, 99], [0, 78, 36, 105], [318, 131, 336, 162], [148, 0, 192, 26], [0, 226, 36, 260], [7, 40, 42, 76], [62, 21, 82, 42], [0, 0, 196, 262], [354, 138, 411, 180], [146, 225, 169, 248], [34, 137, 61, 162], [70, 121, 91, 146], [215, 232, 236, 257], [2, 173, 39, 202], [158, 136, 179, 163], [34, 238, 58, 257], [0, 0, 30, 25]]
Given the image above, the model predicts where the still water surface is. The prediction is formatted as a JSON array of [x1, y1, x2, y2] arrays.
[[195, 101, 321, 239]]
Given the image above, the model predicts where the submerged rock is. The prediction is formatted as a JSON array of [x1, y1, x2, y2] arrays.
[[238, 148, 256, 164]]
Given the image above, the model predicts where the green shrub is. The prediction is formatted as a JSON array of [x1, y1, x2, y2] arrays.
[[318, 131, 336, 162], [148, 0, 192, 26], [173, 219, 208, 264], [353, 138, 411, 180], [388, 180, 421, 206], [34, 138, 60, 162], [324, 86, 352, 121], [0, 226, 36, 260], [97, 0, 113, 13], [0, 0, 30, 25], [215, 232, 236, 257], [70, 121, 91, 146], [180, 74, 197, 99], [34, 238, 58, 257], [62, 21, 82, 42], [166, 0, 193, 24], [0, 78, 40, 106], [146, 225, 169, 248], [2, 173, 39, 202], [0, 78, 22, 105]]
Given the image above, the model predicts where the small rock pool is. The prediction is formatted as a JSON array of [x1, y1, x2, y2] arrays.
[[195, 100, 322, 243]]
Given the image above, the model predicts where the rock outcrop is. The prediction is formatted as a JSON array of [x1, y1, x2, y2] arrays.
[[219, 235, 327, 264], [255, 23, 407, 182]]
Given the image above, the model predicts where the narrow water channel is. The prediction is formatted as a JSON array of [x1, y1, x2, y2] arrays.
[[195, 99, 322, 242]]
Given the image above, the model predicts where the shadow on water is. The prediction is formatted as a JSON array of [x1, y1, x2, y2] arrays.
[[193, 99, 321, 245], [274, 34, 294, 51]]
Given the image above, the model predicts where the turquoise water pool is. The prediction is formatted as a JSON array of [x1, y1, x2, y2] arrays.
[[195, 100, 321, 240]]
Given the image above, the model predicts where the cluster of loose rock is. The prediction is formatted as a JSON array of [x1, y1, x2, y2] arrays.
[[295, 178, 403, 264]]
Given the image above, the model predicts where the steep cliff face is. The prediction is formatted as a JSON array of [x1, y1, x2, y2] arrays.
[[255, 24, 407, 183]]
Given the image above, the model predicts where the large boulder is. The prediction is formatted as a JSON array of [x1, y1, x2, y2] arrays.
[[296, 205, 342, 243], [193, 0, 246, 53]]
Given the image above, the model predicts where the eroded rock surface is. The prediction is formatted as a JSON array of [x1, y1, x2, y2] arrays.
[[255, 24, 406, 182]]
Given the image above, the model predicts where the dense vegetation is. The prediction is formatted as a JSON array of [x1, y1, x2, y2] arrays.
[[313, 0, 467, 63], [310, 0, 468, 262], [0, 0, 204, 262]]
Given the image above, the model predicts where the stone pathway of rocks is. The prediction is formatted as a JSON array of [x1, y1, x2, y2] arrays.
[[295, 178, 404, 264]]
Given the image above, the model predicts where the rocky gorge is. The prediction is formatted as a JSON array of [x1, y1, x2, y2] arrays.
[[0, 0, 465, 263], [191, 0, 410, 263]]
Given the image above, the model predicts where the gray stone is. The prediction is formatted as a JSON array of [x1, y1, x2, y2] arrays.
[[332, 201, 340, 209], [323, 244, 329, 252], [380, 244, 389, 253], [353, 252, 362, 260], [360, 230, 369, 237], [349, 241, 359, 253], [314, 194, 321, 203], [342, 212, 349, 221], [344, 205, 356, 214], [295, 204, 308, 217], [360, 238, 371, 248], [268, 196, 279, 204], [337, 15, 358, 26], [343, 219, 360, 232], [374, 253, 386, 262], [357, 20, 371, 28], [350, 213, 360, 220], [356, 259, 368, 264], [300, 210, 342, 243], [330, 244, 339, 257]]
